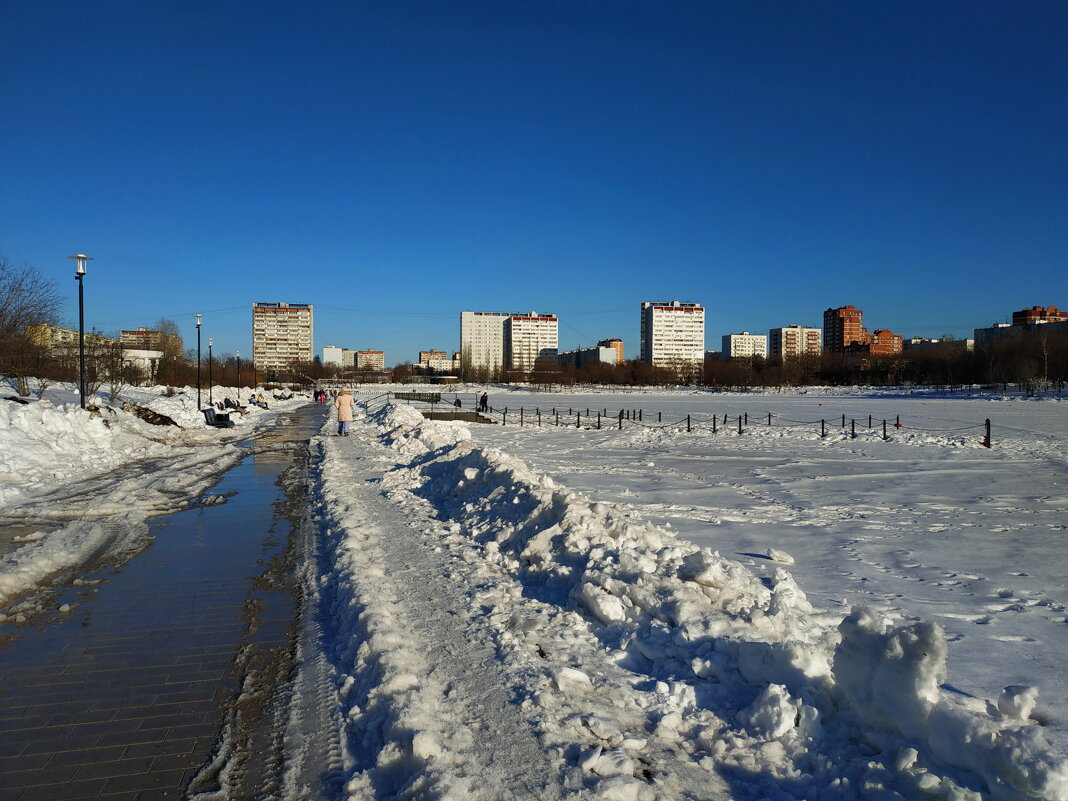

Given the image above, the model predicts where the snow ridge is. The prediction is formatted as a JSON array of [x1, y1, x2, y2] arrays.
[[360, 402, 1067, 801]]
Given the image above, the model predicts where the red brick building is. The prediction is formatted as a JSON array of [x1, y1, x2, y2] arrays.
[[823, 305, 869, 352], [1012, 306, 1066, 326]]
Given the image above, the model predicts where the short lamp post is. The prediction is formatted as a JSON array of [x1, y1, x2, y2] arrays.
[[69, 254, 93, 409], [235, 351, 241, 390], [196, 313, 202, 409], [208, 338, 214, 406]]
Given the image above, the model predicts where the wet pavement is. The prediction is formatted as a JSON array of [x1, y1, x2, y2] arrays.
[[0, 404, 324, 800]]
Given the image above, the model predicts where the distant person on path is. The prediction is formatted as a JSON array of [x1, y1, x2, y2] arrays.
[[335, 388, 355, 436], [454, 398, 462, 409], [479, 392, 488, 412]]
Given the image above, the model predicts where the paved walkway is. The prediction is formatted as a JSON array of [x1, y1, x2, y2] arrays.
[[0, 407, 321, 800]]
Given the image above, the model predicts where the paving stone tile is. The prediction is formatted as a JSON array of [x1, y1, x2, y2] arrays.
[[46, 745, 127, 768], [101, 767, 189, 795], [120, 738, 197, 761], [73, 756, 154, 782], [20, 778, 109, 800]]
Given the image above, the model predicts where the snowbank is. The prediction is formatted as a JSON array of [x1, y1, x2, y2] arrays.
[[0, 383, 308, 612], [353, 402, 1067, 801]]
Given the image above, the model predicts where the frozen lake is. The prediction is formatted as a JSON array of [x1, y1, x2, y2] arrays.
[[462, 388, 1068, 748]]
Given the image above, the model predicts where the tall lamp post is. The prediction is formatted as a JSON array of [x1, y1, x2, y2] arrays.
[[69, 254, 93, 409], [235, 351, 241, 390], [208, 338, 214, 406], [196, 313, 202, 409]]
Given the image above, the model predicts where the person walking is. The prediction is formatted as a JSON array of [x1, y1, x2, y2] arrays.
[[335, 388, 355, 436], [479, 392, 488, 413]]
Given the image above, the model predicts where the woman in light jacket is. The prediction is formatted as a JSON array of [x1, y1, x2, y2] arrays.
[[334, 388, 355, 436]]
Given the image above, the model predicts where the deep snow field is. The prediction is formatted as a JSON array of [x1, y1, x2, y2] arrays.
[[458, 387, 1068, 750]]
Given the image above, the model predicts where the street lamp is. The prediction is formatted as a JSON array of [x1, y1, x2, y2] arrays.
[[69, 254, 93, 409], [235, 350, 241, 390], [208, 338, 214, 406], [196, 313, 202, 409]]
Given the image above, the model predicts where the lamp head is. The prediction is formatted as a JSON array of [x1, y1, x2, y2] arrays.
[[69, 253, 93, 276], [196, 313, 202, 327]]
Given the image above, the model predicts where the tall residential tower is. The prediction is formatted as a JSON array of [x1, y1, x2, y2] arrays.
[[640, 301, 705, 378], [252, 301, 314, 374]]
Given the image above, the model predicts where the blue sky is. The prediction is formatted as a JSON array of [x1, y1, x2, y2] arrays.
[[2, 1, 1065, 363]]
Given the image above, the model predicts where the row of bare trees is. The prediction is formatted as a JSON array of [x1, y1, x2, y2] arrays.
[[448, 333, 1068, 390]]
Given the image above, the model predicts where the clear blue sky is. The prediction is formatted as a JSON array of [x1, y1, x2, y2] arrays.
[[2, 1, 1065, 363]]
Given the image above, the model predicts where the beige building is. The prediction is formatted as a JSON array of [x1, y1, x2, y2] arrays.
[[252, 302, 314, 374], [640, 301, 705, 378], [769, 325, 822, 359], [354, 350, 385, 371]]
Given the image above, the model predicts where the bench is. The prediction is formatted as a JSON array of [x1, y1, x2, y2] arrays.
[[201, 407, 235, 428]]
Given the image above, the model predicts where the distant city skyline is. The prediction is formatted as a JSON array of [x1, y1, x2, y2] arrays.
[[3, 2, 1065, 363]]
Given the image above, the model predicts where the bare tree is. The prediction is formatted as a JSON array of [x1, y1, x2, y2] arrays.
[[0, 256, 63, 339], [0, 257, 64, 394]]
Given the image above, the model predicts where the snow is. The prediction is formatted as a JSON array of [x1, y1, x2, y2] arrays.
[[2, 380, 1066, 800]]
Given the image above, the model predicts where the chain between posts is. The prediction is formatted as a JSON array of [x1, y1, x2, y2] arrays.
[[436, 401, 993, 448]]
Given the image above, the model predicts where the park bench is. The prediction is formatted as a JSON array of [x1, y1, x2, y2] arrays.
[[201, 407, 235, 428]]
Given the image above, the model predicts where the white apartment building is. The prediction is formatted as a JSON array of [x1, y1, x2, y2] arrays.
[[769, 325, 822, 359], [640, 301, 705, 378], [460, 311, 511, 374], [252, 302, 314, 374], [722, 331, 768, 359], [507, 312, 558, 373], [322, 346, 352, 367], [460, 311, 559, 375]]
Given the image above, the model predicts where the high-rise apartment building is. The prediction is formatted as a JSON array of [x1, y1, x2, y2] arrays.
[[721, 331, 768, 359], [769, 325, 822, 359], [460, 310, 558, 374], [640, 301, 705, 377], [507, 312, 559, 373], [252, 302, 314, 374], [460, 311, 511, 374], [823, 305, 868, 353]]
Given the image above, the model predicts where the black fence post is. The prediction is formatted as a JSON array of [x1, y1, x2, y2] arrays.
[[658, 411, 662, 422], [744, 412, 748, 425], [639, 409, 643, 421], [868, 414, 873, 428], [851, 419, 856, 439], [983, 419, 992, 448], [738, 415, 743, 435], [842, 414, 846, 427], [883, 419, 888, 440], [713, 416, 717, 434], [576, 413, 581, 429], [767, 412, 772, 425], [687, 414, 691, 432], [538, 410, 542, 427], [502, 411, 507, 425], [821, 419, 826, 438], [520, 408, 524, 427], [597, 412, 601, 430]]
